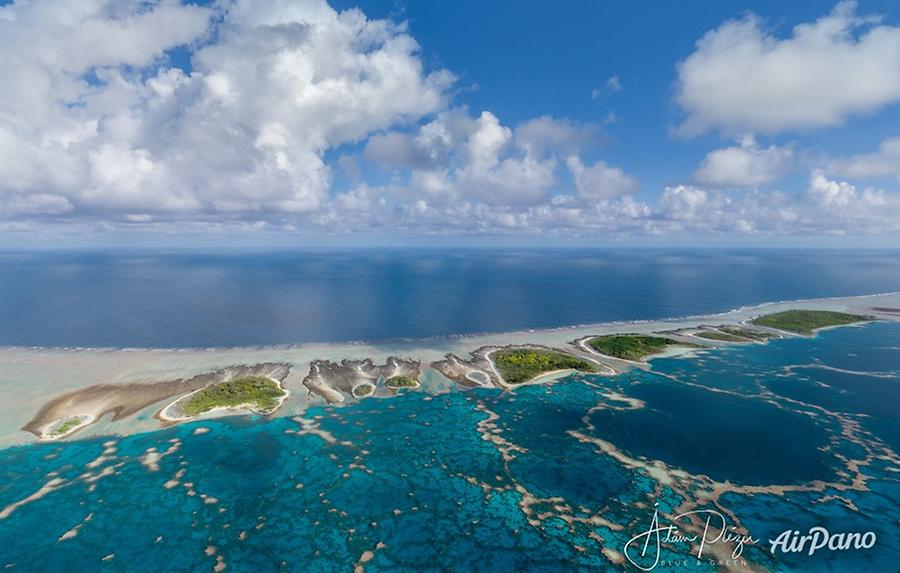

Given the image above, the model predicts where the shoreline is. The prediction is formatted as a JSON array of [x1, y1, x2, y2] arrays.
[[1, 291, 898, 447]]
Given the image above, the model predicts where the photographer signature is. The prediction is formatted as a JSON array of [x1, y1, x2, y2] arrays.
[[623, 504, 758, 571]]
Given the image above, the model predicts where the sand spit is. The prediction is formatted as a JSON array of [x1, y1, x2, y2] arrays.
[[22, 362, 291, 439], [302, 357, 420, 402]]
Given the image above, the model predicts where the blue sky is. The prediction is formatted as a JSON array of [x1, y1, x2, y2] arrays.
[[325, 0, 900, 199], [1, 0, 900, 246]]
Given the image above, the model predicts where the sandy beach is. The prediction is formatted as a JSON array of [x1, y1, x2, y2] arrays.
[[1, 291, 898, 448]]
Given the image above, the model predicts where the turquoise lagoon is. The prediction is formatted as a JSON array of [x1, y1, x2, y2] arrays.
[[1, 323, 898, 572]]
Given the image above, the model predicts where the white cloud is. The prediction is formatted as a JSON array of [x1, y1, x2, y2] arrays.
[[675, 2, 900, 135], [693, 136, 794, 187], [592, 75, 622, 99], [828, 136, 900, 180], [650, 172, 900, 235], [607, 75, 622, 92], [366, 111, 602, 207], [0, 193, 73, 217], [364, 131, 444, 170], [453, 112, 557, 205], [0, 0, 453, 219], [655, 185, 794, 233], [567, 156, 639, 200], [806, 171, 900, 229], [2, 0, 899, 241], [315, 171, 900, 237], [514, 116, 597, 155]]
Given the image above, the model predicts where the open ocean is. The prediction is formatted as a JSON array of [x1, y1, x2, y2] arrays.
[[2, 248, 900, 348]]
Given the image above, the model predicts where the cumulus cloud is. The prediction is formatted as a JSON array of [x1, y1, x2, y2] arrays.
[[0, 0, 452, 219], [314, 169, 900, 237], [675, 1, 900, 136], [693, 136, 794, 187], [365, 111, 612, 207], [436, 111, 557, 205], [828, 136, 900, 180], [514, 116, 598, 155], [566, 157, 639, 200], [655, 185, 795, 234], [806, 170, 900, 228], [652, 172, 900, 234]]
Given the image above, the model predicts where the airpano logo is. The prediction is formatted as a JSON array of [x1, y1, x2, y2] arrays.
[[769, 527, 877, 556]]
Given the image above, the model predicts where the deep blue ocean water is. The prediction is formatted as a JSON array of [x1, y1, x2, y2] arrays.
[[1, 249, 900, 348], [1, 324, 898, 572]]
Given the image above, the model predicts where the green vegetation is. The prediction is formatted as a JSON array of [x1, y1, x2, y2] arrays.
[[385, 375, 418, 388], [588, 334, 690, 361], [49, 416, 84, 437], [182, 376, 285, 417], [352, 382, 375, 398], [750, 310, 872, 335], [492, 348, 596, 384], [719, 326, 776, 340], [694, 330, 748, 342]]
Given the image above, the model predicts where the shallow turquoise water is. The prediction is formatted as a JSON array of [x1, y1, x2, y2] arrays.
[[1, 324, 898, 572]]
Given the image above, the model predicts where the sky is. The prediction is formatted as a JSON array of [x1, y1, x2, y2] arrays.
[[2, 0, 900, 247]]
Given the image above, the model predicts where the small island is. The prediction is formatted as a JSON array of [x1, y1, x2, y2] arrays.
[[352, 382, 375, 398], [176, 376, 287, 418], [385, 375, 419, 389], [492, 348, 597, 384], [587, 334, 692, 361], [41, 415, 93, 440], [750, 309, 873, 335]]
